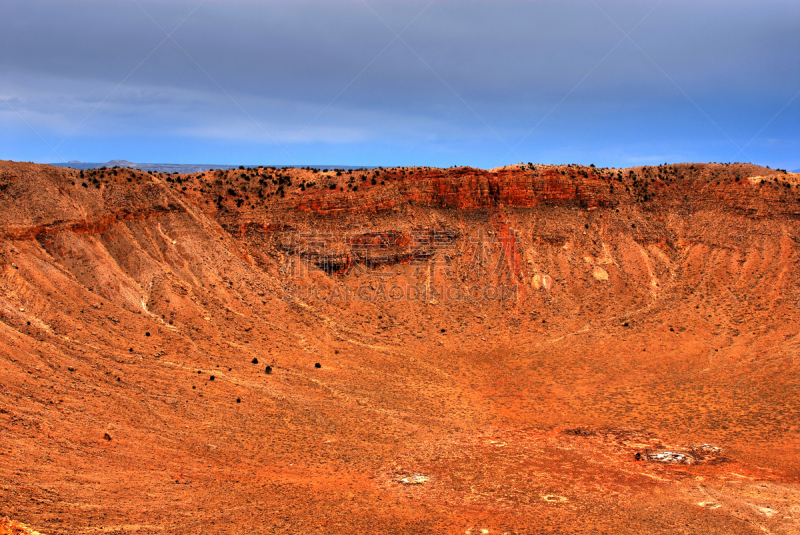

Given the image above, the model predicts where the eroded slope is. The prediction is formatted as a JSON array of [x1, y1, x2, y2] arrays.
[[1, 160, 799, 534]]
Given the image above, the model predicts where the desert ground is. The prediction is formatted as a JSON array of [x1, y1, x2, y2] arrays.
[[1, 160, 799, 534]]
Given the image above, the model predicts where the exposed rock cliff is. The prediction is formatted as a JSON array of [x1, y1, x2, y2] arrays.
[[1, 160, 799, 534]]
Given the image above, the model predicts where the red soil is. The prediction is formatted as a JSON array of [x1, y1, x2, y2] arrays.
[[1, 160, 799, 533]]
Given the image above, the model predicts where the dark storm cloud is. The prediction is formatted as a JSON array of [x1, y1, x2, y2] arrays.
[[2, 0, 799, 167]]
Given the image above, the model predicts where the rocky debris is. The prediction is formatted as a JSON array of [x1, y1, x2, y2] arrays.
[[399, 474, 429, 485], [693, 444, 722, 455], [563, 428, 727, 467], [564, 428, 595, 437], [640, 444, 725, 466], [646, 451, 695, 465], [691, 444, 726, 464]]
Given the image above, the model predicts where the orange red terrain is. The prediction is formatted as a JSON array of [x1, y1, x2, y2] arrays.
[[1, 160, 799, 534]]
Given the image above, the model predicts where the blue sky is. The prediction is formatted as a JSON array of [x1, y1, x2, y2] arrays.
[[2, 0, 798, 169]]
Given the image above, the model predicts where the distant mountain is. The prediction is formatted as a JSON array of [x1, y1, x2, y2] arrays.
[[794, 169, 799, 173], [52, 160, 238, 173], [51, 161, 375, 173], [105, 160, 138, 168]]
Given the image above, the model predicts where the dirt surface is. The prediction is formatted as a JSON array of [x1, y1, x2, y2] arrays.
[[1, 160, 799, 533]]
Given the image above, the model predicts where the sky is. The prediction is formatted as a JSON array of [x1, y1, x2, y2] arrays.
[[2, 0, 799, 170]]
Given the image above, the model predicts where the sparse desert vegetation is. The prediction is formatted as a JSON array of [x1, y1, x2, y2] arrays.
[[1, 160, 799, 533]]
